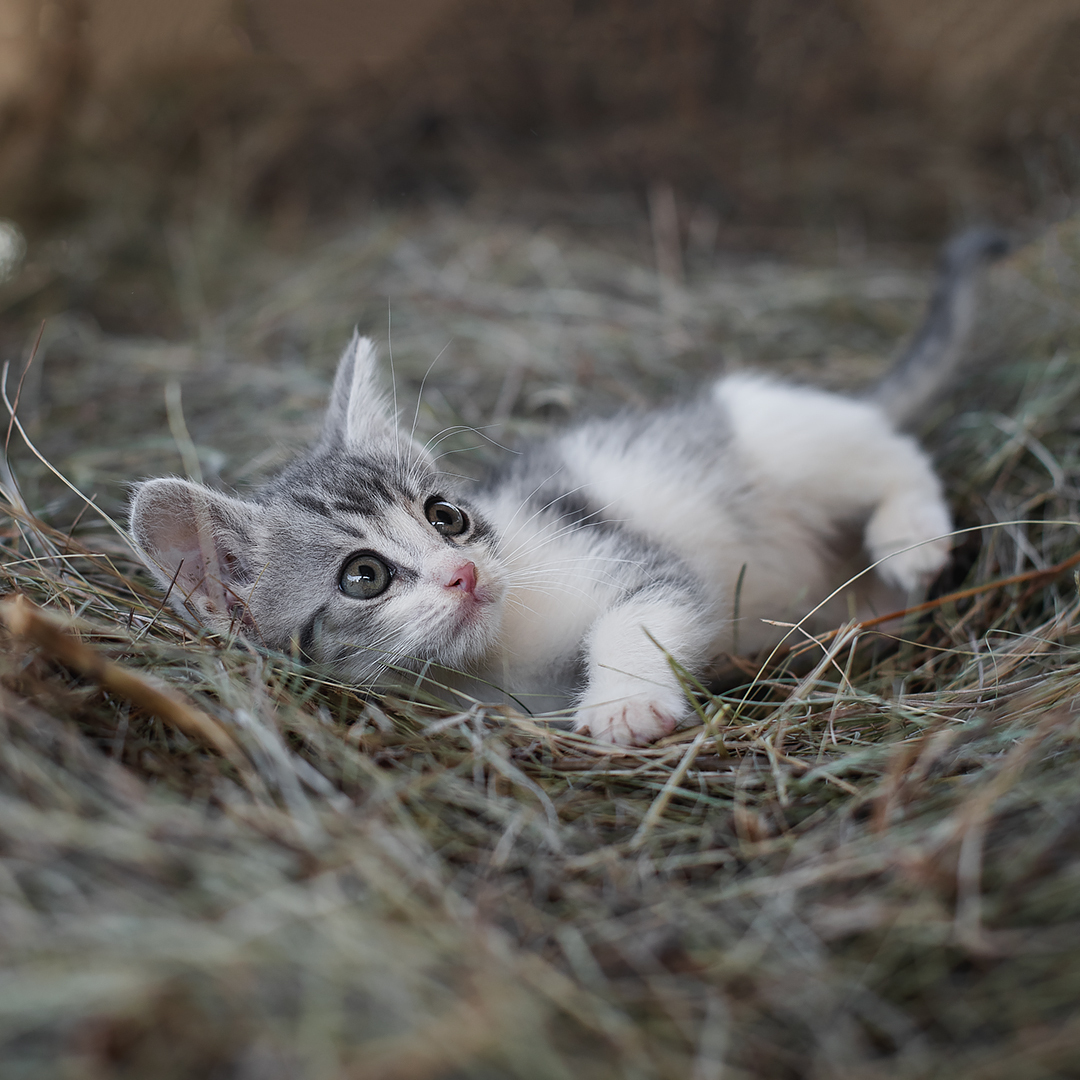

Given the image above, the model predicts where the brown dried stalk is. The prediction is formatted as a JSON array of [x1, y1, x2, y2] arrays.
[[0, 594, 249, 771]]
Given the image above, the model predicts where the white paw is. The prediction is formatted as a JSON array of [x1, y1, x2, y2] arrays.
[[866, 492, 952, 591], [573, 686, 688, 747]]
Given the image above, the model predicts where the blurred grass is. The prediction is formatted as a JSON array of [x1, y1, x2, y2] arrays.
[[0, 204, 1079, 1077]]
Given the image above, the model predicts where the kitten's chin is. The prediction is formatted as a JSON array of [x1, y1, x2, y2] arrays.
[[332, 599, 505, 688], [436, 596, 504, 668]]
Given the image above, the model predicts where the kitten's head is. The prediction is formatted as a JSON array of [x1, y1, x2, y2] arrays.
[[130, 334, 507, 682]]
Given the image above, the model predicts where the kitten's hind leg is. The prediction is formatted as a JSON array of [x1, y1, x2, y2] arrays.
[[865, 486, 952, 590], [719, 377, 955, 592], [573, 588, 711, 747]]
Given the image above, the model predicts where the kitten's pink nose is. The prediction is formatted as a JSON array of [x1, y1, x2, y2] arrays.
[[445, 561, 477, 594]]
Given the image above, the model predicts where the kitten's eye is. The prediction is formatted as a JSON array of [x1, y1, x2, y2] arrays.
[[425, 498, 468, 537], [339, 553, 393, 599]]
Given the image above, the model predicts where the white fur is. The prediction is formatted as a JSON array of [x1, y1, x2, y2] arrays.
[[457, 373, 953, 741], [575, 595, 709, 745]]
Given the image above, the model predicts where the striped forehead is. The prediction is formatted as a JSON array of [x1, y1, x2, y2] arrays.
[[277, 489, 437, 561], [282, 453, 433, 513], [329, 455, 430, 506], [336, 499, 429, 547], [284, 488, 426, 536]]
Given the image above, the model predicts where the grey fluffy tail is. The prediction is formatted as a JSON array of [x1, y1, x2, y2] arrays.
[[870, 226, 1009, 428]]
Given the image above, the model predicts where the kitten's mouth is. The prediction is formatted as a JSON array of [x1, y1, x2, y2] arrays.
[[447, 581, 503, 639], [450, 589, 495, 626]]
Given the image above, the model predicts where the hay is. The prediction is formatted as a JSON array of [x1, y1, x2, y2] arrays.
[[1, 205, 1080, 1077]]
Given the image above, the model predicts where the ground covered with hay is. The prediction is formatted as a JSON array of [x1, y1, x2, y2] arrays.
[[0, 203, 1079, 1078]]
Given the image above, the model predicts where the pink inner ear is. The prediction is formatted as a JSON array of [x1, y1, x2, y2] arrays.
[[132, 479, 259, 628], [153, 524, 238, 614]]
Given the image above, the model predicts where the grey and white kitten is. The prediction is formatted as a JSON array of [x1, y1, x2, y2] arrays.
[[131, 230, 1004, 746]]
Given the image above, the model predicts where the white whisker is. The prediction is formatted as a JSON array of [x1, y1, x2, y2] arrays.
[[409, 339, 453, 447]]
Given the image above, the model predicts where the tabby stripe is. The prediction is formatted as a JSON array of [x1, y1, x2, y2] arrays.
[[291, 493, 333, 517]]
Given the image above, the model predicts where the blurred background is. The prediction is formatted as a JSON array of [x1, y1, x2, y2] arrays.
[[3, 0, 1079, 238], [0, 0, 1078, 510]]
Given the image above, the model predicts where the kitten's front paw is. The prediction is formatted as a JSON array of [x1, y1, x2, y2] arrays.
[[574, 688, 687, 747]]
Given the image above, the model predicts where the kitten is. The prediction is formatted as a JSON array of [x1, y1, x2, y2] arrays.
[[130, 229, 1005, 746]]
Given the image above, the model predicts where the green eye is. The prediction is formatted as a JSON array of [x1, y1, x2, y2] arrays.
[[339, 553, 393, 599], [425, 498, 468, 537]]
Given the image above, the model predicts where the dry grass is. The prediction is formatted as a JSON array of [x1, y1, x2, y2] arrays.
[[0, 203, 1079, 1078]]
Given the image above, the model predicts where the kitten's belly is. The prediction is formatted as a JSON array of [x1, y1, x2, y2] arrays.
[[582, 469, 863, 656], [690, 518, 834, 654]]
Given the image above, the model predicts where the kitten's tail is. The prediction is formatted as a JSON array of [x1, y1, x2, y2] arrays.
[[870, 226, 1009, 428]]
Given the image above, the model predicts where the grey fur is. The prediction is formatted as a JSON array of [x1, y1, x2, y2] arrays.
[[869, 227, 1008, 427]]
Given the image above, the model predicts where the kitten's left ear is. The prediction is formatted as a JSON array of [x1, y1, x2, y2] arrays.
[[320, 333, 395, 448], [130, 477, 266, 638]]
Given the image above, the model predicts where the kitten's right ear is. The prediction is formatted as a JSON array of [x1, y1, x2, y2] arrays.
[[130, 478, 265, 638], [320, 333, 395, 448]]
